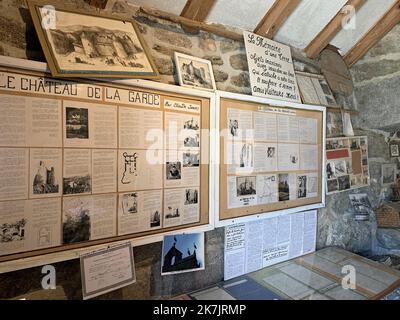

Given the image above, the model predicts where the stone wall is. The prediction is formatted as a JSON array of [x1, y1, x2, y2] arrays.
[[0, 0, 396, 299]]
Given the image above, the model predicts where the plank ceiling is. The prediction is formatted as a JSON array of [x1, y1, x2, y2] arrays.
[[128, 0, 400, 67]]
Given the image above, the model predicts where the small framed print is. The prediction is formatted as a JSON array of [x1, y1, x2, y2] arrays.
[[174, 52, 216, 91], [28, 1, 159, 79], [382, 163, 397, 186], [390, 143, 400, 157]]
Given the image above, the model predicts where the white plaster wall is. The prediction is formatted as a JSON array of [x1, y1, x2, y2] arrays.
[[127, 0, 187, 15]]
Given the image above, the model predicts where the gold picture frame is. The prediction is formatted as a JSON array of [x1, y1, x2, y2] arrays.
[[28, 1, 159, 79]]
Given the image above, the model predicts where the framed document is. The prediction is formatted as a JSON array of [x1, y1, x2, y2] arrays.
[[80, 243, 135, 300]]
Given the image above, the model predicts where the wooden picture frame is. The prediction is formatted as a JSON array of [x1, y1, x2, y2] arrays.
[[27, 1, 159, 79], [174, 52, 216, 92]]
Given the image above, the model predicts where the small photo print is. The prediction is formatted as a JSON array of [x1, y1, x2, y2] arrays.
[[382, 164, 396, 185], [184, 118, 200, 131], [122, 193, 138, 215], [183, 152, 200, 167], [33, 160, 59, 194], [183, 133, 200, 148], [165, 206, 180, 219], [327, 179, 339, 193], [150, 210, 161, 228], [63, 174, 91, 194], [166, 162, 182, 180], [66, 107, 89, 139], [297, 175, 307, 199], [229, 119, 239, 137], [334, 160, 347, 176], [350, 139, 360, 151], [338, 175, 350, 191], [278, 174, 290, 201], [63, 200, 91, 244], [236, 176, 256, 196], [185, 188, 198, 205], [161, 232, 205, 275], [267, 147, 276, 158], [175, 52, 216, 91], [0, 218, 26, 243]]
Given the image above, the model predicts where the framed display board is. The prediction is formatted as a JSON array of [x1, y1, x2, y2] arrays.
[[326, 136, 370, 194], [0, 56, 215, 267], [215, 91, 326, 227]]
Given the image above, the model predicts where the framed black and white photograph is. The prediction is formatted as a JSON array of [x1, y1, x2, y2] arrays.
[[390, 143, 400, 157], [382, 164, 397, 186], [174, 52, 216, 91], [28, 1, 159, 78]]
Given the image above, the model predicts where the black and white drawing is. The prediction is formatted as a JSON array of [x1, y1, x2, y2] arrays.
[[278, 174, 290, 201], [122, 193, 138, 215], [66, 107, 89, 139], [63, 201, 91, 244], [297, 175, 307, 198], [166, 162, 182, 180], [236, 176, 256, 196], [32, 5, 159, 78], [0, 219, 26, 243], [121, 152, 138, 184], [183, 152, 200, 167], [240, 143, 253, 168], [32, 160, 59, 194], [63, 174, 91, 194], [174, 52, 216, 91], [185, 189, 198, 205]]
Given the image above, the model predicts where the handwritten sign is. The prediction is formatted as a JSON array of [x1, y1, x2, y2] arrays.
[[243, 31, 301, 103]]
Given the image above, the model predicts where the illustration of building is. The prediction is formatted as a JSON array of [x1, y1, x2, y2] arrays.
[[162, 242, 200, 273]]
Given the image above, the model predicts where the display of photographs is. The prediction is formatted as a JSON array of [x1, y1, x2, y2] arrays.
[[382, 164, 397, 186], [185, 188, 199, 205], [297, 175, 307, 199], [28, 2, 159, 78], [166, 162, 182, 180], [236, 176, 256, 196], [0, 219, 26, 243], [65, 107, 89, 139], [161, 232, 205, 275], [278, 174, 290, 201], [338, 175, 350, 191], [327, 179, 339, 193], [121, 193, 138, 215], [174, 52, 216, 91], [183, 152, 200, 167], [390, 144, 400, 157]]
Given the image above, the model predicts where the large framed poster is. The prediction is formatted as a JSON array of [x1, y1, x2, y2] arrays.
[[0, 56, 214, 266], [216, 91, 326, 227]]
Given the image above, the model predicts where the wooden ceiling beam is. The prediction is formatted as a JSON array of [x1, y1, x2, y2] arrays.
[[180, 0, 216, 21], [254, 0, 301, 38], [344, 0, 400, 67], [305, 0, 366, 59]]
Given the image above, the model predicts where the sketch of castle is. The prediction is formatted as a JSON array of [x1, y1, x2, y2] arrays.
[[49, 26, 146, 68], [181, 61, 212, 89]]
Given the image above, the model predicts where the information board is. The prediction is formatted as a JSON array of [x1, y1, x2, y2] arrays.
[[216, 91, 325, 226], [0, 59, 212, 262]]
